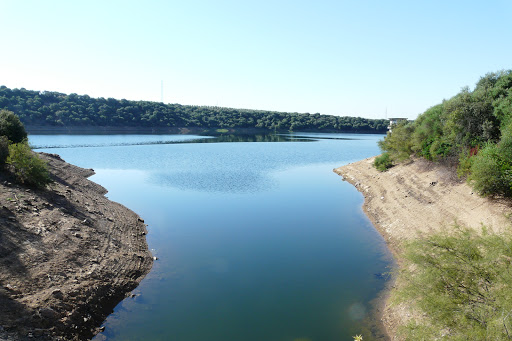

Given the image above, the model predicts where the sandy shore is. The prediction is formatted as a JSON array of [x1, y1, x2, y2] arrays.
[[0, 153, 153, 340], [334, 156, 512, 339]]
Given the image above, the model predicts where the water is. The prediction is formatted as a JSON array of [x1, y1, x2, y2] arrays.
[[30, 133, 394, 341]]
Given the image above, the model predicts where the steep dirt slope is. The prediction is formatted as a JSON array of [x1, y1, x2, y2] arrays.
[[0, 153, 153, 340]]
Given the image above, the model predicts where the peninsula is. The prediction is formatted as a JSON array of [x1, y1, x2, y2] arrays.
[[0, 153, 153, 340]]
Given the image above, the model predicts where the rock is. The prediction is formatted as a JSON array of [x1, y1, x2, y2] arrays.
[[51, 289, 64, 300], [39, 307, 58, 319]]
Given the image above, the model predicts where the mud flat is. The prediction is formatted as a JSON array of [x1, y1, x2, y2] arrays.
[[335, 157, 512, 339], [0, 153, 153, 340]]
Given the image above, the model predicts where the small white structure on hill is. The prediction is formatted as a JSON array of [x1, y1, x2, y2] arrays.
[[388, 117, 408, 133]]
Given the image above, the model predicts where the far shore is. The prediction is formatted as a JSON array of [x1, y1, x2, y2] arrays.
[[334, 156, 512, 339], [24, 125, 386, 136]]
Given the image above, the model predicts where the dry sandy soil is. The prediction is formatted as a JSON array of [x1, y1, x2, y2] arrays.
[[0, 153, 153, 340], [335, 157, 512, 340]]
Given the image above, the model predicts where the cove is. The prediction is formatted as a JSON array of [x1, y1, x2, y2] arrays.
[[30, 133, 394, 341]]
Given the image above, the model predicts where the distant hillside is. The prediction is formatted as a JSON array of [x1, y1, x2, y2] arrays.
[[0, 86, 387, 133]]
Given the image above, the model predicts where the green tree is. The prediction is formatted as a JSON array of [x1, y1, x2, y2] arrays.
[[378, 121, 414, 162], [0, 109, 27, 143], [0, 136, 8, 167]]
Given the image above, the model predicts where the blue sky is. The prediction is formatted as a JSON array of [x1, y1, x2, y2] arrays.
[[1, 0, 510, 119]]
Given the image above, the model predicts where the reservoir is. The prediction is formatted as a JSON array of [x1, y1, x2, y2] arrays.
[[30, 133, 393, 341]]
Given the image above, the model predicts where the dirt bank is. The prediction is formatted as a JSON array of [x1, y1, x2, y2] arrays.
[[334, 157, 512, 340], [0, 153, 153, 340]]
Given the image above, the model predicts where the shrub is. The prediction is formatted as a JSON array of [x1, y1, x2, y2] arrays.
[[396, 226, 512, 340], [0, 109, 27, 143], [0, 136, 8, 168], [378, 121, 414, 161], [456, 149, 473, 178], [469, 141, 512, 197], [497, 122, 512, 161], [6, 142, 52, 188], [374, 152, 393, 172]]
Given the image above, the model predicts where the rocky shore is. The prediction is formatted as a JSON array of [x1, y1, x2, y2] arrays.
[[0, 153, 153, 340], [335, 157, 512, 340]]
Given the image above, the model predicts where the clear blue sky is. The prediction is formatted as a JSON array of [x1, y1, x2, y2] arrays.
[[1, 0, 511, 120]]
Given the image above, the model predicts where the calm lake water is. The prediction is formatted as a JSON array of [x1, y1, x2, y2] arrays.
[[30, 133, 394, 341]]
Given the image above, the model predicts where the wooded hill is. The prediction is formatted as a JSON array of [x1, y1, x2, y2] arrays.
[[0, 86, 387, 133]]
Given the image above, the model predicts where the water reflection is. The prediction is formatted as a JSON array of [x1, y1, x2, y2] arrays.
[[29, 133, 316, 150], [150, 170, 276, 194]]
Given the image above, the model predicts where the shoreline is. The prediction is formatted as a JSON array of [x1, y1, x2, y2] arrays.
[[24, 125, 386, 136], [0, 153, 153, 340], [334, 156, 512, 339]]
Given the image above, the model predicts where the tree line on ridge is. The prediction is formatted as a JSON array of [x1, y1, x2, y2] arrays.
[[0, 86, 388, 133]]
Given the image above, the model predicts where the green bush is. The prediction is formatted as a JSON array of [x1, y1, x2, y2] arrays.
[[374, 152, 393, 172], [456, 149, 473, 178], [6, 142, 52, 188], [396, 226, 512, 340], [497, 122, 512, 160], [378, 121, 414, 162], [411, 104, 449, 159], [469, 141, 512, 197], [0, 136, 8, 168], [0, 109, 27, 143]]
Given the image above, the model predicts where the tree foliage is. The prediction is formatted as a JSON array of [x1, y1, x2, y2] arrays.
[[0, 109, 27, 143], [396, 226, 512, 340], [0, 135, 8, 167], [0, 86, 388, 133], [378, 70, 512, 197], [377, 121, 415, 162]]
